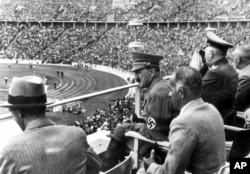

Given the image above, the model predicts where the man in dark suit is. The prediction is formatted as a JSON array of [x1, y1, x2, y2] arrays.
[[190, 31, 238, 125], [101, 52, 177, 171], [141, 67, 226, 174], [0, 76, 101, 174], [233, 44, 250, 112]]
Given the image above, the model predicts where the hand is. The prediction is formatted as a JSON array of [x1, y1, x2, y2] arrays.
[[131, 113, 146, 123], [143, 149, 156, 171], [244, 108, 250, 129], [189, 51, 204, 71]]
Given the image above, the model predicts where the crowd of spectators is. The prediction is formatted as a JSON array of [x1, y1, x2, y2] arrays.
[[1, 1, 250, 135], [69, 96, 134, 135], [1, 22, 249, 136], [1, 23, 250, 76], [1, 3, 250, 173], [0, 0, 250, 22]]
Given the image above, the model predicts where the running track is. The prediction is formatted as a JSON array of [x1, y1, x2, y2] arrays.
[[0, 63, 128, 116]]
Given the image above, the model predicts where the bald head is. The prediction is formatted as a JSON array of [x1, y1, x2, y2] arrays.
[[233, 44, 250, 70], [205, 46, 227, 66], [235, 44, 250, 60]]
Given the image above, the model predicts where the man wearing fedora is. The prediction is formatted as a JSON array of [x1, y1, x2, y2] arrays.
[[101, 52, 177, 171], [190, 31, 238, 127], [0, 76, 101, 174]]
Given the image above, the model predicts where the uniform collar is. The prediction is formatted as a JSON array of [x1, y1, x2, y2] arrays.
[[148, 76, 162, 92], [209, 58, 228, 70], [25, 118, 55, 131]]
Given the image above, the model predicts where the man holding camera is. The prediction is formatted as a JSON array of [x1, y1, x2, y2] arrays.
[[190, 31, 238, 126]]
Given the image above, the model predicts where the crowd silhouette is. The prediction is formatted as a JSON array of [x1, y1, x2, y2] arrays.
[[70, 97, 134, 135], [1, 23, 250, 76]]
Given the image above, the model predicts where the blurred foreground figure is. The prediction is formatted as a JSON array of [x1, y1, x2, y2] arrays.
[[141, 67, 226, 174], [0, 76, 101, 174], [233, 44, 250, 112]]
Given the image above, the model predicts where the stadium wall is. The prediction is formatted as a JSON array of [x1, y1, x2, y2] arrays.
[[1, 20, 250, 29]]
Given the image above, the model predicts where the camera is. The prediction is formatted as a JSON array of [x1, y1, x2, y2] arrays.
[[199, 49, 206, 65], [198, 49, 209, 76]]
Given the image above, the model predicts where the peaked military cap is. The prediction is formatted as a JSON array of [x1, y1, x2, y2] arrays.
[[206, 31, 233, 51], [131, 52, 163, 72]]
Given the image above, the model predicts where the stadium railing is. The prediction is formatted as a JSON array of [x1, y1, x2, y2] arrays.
[[1, 20, 250, 33], [0, 72, 248, 161]]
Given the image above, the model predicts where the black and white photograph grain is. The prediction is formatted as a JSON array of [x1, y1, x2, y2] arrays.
[[0, 0, 250, 174]]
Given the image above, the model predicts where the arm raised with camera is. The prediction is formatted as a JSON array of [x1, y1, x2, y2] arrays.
[[190, 50, 209, 77]]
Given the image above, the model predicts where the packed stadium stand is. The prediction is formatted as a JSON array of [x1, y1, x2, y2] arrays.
[[0, 0, 250, 128], [1, 22, 250, 76], [0, 0, 250, 21], [0, 0, 250, 132], [1, 0, 250, 173]]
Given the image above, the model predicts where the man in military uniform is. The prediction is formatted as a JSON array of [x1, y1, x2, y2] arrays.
[[190, 31, 238, 126], [101, 52, 177, 172]]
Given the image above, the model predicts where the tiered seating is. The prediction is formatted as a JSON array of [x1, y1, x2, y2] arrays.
[[1, 0, 250, 21], [2, 24, 250, 76]]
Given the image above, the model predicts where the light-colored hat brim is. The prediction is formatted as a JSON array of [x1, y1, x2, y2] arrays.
[[0, 98, 55, 108]]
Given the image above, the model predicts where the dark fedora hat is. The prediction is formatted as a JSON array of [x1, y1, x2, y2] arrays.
[[0, 76, 54, 108], [131, 52, 163, 72]]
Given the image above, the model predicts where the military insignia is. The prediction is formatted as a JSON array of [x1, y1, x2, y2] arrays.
[[147, 117, 156, 129]]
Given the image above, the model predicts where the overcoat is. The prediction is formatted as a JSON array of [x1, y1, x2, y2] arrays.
[[0, 118, 101, 174]]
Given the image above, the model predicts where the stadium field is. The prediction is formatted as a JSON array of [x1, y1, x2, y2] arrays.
[[0, 63, 128, 125]]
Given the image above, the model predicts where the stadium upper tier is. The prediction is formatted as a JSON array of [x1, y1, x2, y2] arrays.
[[1, 21, 249, 76], [0, 0, 249, 21]]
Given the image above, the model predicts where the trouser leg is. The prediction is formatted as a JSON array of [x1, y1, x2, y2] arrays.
[[101, 137, 127, 172], [101, 122, 146, 172]]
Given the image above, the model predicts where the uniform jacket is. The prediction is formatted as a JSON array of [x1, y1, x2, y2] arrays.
[[147, 98, 226, 174], [142, 76, 177, 141], [0, 118, 101, 174], [235, 64, 250, 111], [201, 58, 238, 124]]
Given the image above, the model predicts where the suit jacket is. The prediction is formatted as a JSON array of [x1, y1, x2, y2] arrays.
[[235, 64, 250, 112], [147, 98, 226, 174], [0, 118, 101, 174], [201, 58, 238, 124], [142, 76, 177, 141]]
